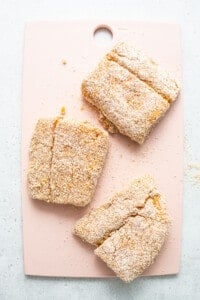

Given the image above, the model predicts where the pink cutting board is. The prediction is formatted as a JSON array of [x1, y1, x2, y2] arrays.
[[21, 21, 183, 277]]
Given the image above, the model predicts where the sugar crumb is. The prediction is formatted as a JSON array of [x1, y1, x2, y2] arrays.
[[62, 59, 67, 65], [186, 162, 200, 187]]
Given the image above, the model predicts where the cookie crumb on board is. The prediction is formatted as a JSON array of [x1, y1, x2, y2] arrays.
[[60, 106, 66, 116], [61, 59, 67, 65]]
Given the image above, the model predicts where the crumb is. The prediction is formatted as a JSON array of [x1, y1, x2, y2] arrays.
[[187, 162, 200, 170], [62, 59, 67, 65], [186, 162, 200, 187], [192, 174, 200, 185], [60, 106, 66, 116]]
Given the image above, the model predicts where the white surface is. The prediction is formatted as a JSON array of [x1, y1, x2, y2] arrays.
[[0, 0, 200, 299]]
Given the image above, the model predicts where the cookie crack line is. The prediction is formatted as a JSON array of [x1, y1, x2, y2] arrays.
[[94, 194, 165, 247], [49, 116, 63, 201], [95, 214, 136, 246], [107, 53, 173, 104], [49, 107, 67, 201]]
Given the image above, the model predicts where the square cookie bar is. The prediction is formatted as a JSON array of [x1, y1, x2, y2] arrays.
[[28, 118, 109, 206], [74, 175, 170, 281], [82, 42, 180, 144]]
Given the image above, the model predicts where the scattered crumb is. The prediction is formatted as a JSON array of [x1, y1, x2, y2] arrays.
[[187, 162, 200, 170], [80, 104, 84, 111], [186, 162, 200, 186], [62, 59, 67, 65], [60, 106, 66, 116], [194, 174, 200, 185]]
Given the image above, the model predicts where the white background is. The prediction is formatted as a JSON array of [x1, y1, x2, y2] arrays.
[[0, 0, 200, 299]]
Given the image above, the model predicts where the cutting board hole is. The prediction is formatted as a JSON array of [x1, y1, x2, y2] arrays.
[[93, 26, 113, 46]]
